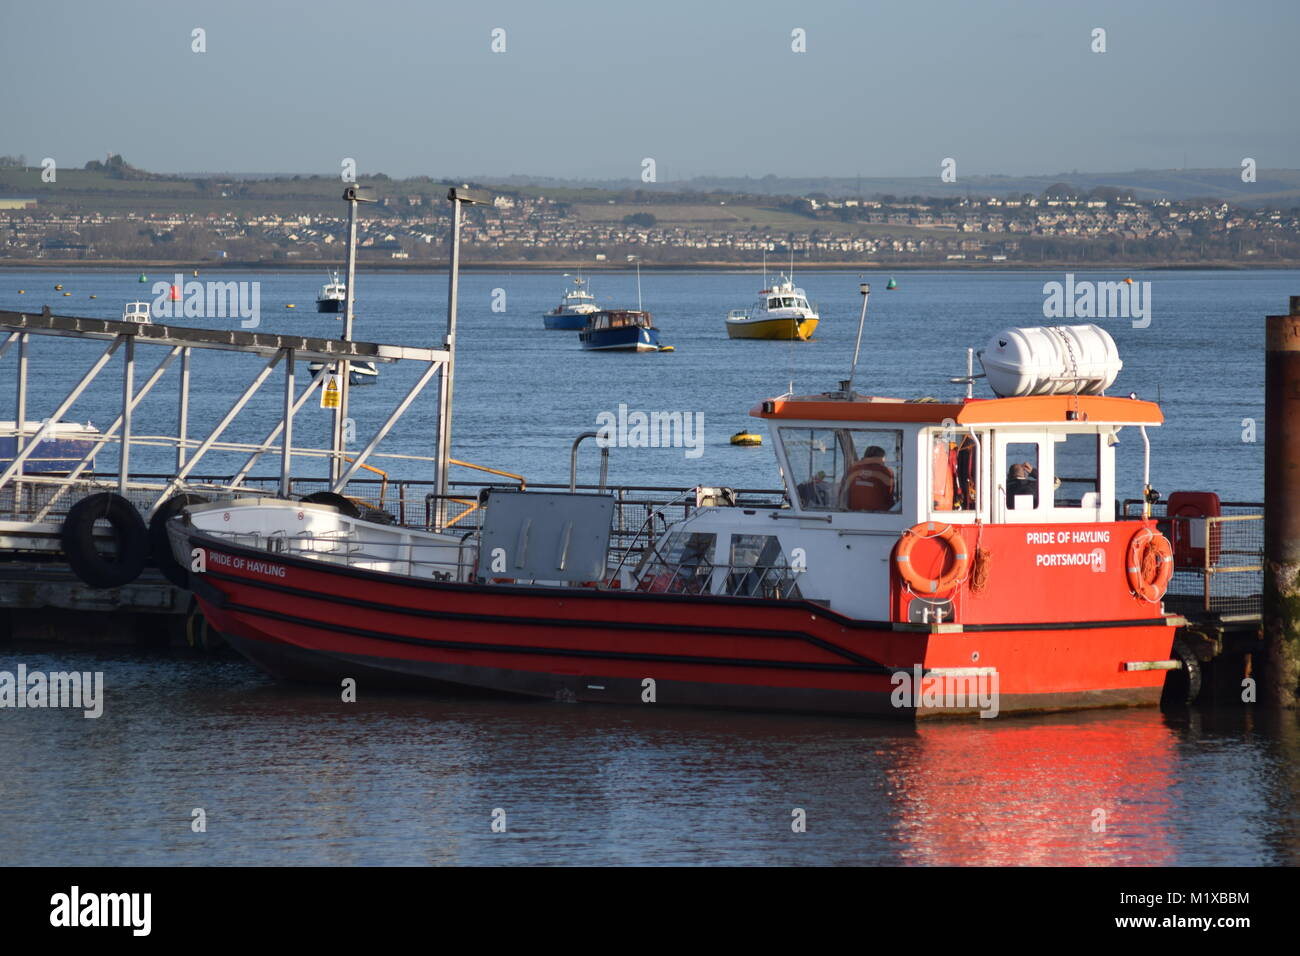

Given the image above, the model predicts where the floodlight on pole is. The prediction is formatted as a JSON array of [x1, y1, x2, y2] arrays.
[[434, 185, 493, 529], [330, 184, 379, 485]]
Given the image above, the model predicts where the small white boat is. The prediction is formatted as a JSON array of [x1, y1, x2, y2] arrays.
[[725, 274, 819, 340], [316, 271, 347, 314], [543, 274, 600, 330], [121, 301, 153, 325], [308, 360, 378, 385]]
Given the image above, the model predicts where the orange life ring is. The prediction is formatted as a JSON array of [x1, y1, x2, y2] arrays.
[[894, 522, 970, 596], [1126, 527, 1174, 603]]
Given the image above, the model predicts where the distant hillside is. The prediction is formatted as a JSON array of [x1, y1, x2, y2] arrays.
[[2, 159, 1298, 216], [486, 169, 1300, 207]]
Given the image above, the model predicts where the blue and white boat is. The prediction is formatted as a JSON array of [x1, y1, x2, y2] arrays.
[[542, 274, 600, 330], [0, 420, 100, 475], [578, 310, 661, 352], [316, 271, 347, 314]]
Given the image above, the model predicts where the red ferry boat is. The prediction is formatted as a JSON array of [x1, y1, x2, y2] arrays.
[[169, 319, 1190, 719]]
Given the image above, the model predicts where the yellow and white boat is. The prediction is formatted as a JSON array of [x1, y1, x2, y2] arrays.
[[725, 274, 819, 340]]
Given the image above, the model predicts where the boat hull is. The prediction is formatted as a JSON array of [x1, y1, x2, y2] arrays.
[[726, 316, 819, 340], [579, 326, 661, 351], [543, 313, 589, 330], [183, 530, 1175, 720], [316, 299, 344, 313]]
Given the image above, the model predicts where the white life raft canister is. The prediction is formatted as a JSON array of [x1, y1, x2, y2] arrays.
[[978, 324, 1122, 398]]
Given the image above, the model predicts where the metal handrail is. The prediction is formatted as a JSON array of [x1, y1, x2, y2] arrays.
[[342, 455, 388, 505], [449, 458, 526, 489]]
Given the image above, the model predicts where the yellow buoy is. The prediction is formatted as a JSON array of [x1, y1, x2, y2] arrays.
[[286, 303, 296, 309], [62, 291, 71, 296], [731, 431, 762, 446], [658, 345, 674, 352], [54, 284, 63, 291], [89, 294, 97, 299], [17, 290, 24, 294]]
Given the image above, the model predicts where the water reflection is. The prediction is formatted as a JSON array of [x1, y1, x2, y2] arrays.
[[0, 648, 1295, 865]]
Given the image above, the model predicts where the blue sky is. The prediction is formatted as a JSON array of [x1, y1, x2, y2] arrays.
[[2, 0, 1296, 180]]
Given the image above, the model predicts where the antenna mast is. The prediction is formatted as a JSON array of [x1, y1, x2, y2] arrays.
[[844, 282, 871, 397]]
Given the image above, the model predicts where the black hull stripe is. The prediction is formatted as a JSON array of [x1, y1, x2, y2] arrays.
[[199, 569, 894, 673], [217, 599, 894, 675]]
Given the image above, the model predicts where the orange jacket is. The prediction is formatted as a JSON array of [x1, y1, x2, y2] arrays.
[[842, 460, 895, 511]]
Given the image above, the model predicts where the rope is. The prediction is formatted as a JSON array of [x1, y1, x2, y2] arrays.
[[969, 519, 990, 593]]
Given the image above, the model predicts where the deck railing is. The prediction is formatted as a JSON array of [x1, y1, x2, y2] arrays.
[[1122, 498, 1263, 619]]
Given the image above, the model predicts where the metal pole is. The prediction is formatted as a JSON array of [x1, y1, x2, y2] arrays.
[[119, 336, 134, 495], [332, 194, 359, 484], [280, 348, 295, 498], [845, 283, 871, 396], [14, 332, 27, 509], [177, 346, 191, 470], [435, 195, 464, 530], [1263, 294, 1300, 709]]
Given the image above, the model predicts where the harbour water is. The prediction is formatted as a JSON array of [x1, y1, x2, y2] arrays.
[[2, 269, 1298, 866], [2, 268, 1288, 497]]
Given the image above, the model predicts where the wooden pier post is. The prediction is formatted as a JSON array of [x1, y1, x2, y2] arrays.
[[1264, 295, 1300, 708]]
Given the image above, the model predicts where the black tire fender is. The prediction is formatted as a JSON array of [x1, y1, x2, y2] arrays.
[[1162, 635, 1203, 708], [149, 493, 210, 588], [60, 492, 150, 588], [300, 491, 361, 518]]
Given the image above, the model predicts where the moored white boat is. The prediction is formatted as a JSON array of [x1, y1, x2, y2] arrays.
[[543, 274, 600, 330], [121, 301, 153, 324], [725, 274, 819, 340], [316, 271, 346, 314], [308, 359, 378, 385]]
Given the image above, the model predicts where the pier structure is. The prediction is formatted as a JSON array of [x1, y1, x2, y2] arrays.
[[1264, 295, 1300, 708], [0, 306, 448, 632]]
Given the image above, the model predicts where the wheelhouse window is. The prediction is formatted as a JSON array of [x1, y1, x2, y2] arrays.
[[1053, 433, 1101, 509], [780, 427, 902, 513], [1005, 442, 1040, 510]]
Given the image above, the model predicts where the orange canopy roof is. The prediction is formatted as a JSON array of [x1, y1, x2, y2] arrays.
[[749, 394, 1163, 426]]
